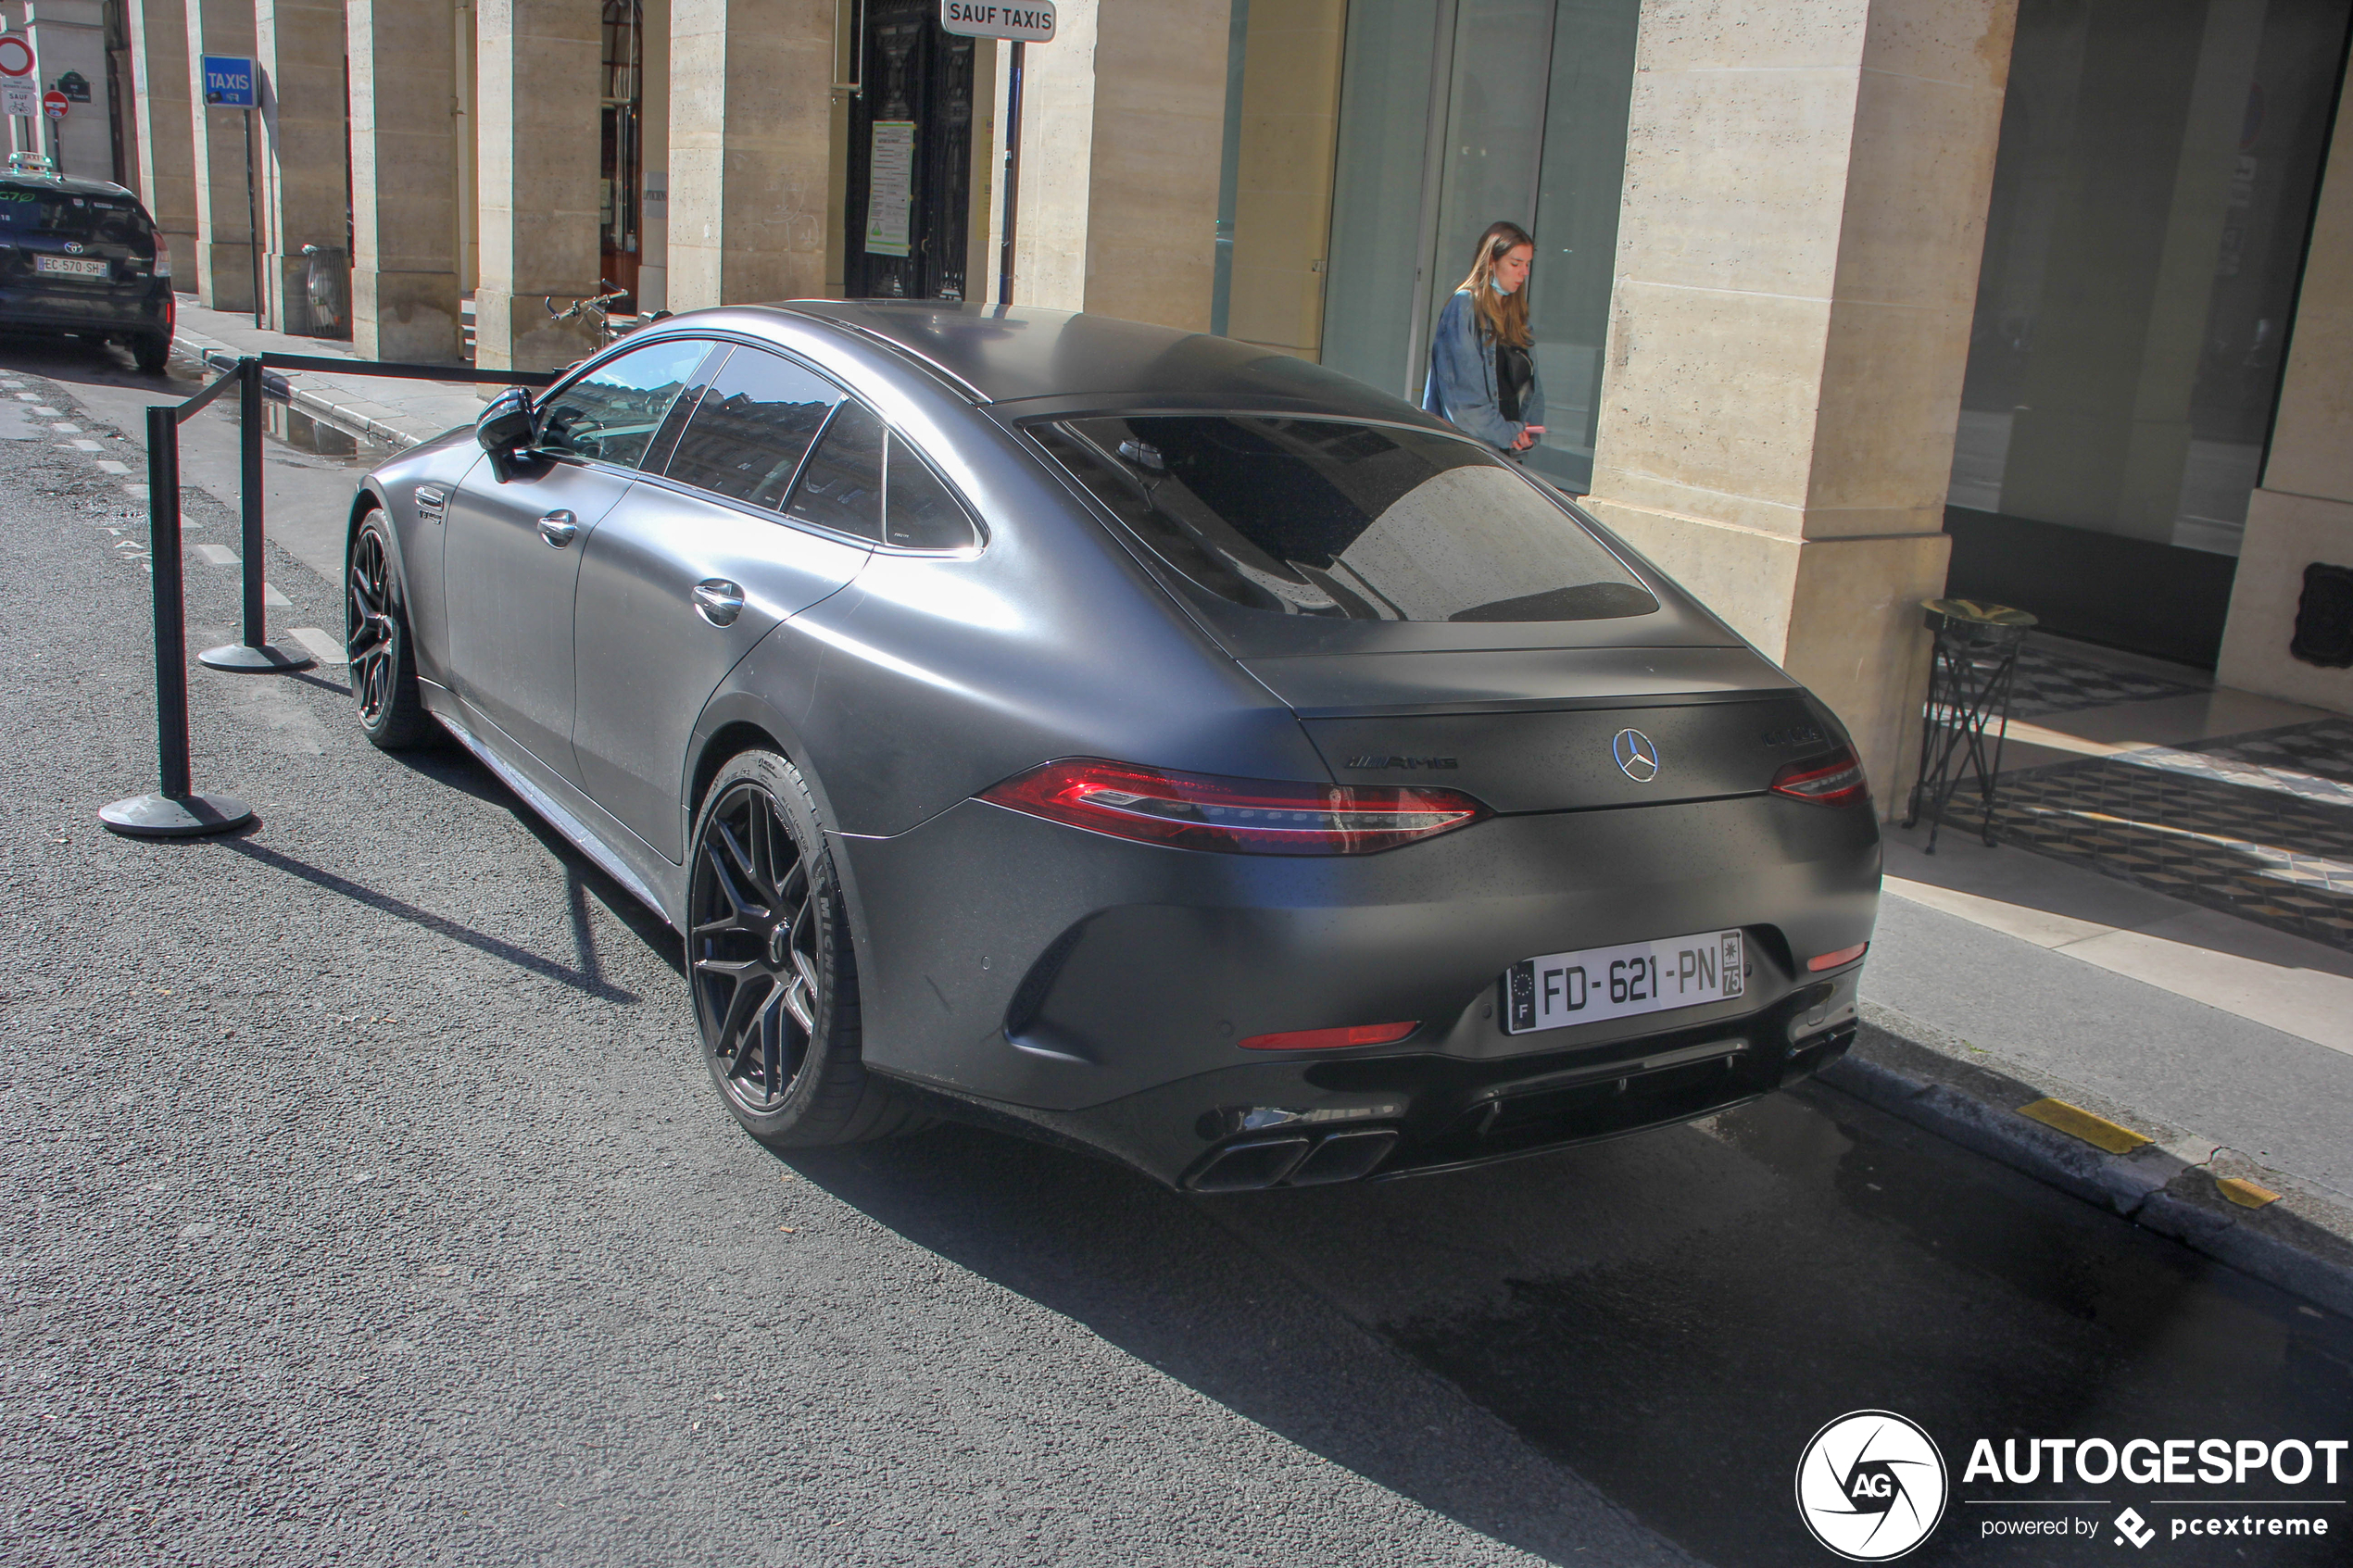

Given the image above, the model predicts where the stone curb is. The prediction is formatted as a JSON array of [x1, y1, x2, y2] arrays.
[[169, 328, 447, 452], [1821, 1002, 2353, 1320]]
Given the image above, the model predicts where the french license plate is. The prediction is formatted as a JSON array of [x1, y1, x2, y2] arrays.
[[35, 256, 107, 278], [1504, 928, 1745, 1035]]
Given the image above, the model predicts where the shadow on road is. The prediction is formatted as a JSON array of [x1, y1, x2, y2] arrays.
[[219, 834, 644, 1005]]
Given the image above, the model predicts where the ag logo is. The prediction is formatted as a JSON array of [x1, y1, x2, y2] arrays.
[[1795, 1410, 1948, 1561]]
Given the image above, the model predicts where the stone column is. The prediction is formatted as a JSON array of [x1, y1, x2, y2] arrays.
[[125, 0, 199, 265], [635, 0, 668, 313], [2217, 79, 2353, 717], [254, 0, 346, 336], [1224, 0, 1345, 354], [23, 2, 111, 181], [347, 0, 462, 360], [1582, 0, 2018, 808], [1008, 0, 1099, 311], [184, 0, 258, 313], [473, 0, 601, 371], [666, 0, 835, 312], [1078, 0, 1226, 329], [1006, 0, 1226, 330]]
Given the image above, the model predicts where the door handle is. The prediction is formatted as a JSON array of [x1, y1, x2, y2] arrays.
[[537, 510, 579, 548], [692, 579, 745, 627]]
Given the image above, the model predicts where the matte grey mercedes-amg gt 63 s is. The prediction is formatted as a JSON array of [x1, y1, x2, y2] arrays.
[[343, 301, 1879, 1191]]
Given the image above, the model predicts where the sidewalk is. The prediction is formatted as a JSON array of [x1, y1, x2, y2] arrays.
[[160, 296, 2353, 1313], [168, 295, 493, 449], [1840, 633, 2353, 1314]]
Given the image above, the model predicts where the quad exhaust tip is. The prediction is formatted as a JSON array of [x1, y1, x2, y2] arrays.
[[1186, 1127, 1400, 1192]]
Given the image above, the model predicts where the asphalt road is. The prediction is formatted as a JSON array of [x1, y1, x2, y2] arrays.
[[2, 334, 2347, 1567]]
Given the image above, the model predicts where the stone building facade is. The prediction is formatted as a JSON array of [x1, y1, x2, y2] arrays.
[[64, 0, 2353, 798]]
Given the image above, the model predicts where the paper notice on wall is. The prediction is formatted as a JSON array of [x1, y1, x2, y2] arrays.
[[865, 121, 916, 257]]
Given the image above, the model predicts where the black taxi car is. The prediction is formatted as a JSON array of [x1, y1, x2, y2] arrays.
[[0, 172, 172, 371]]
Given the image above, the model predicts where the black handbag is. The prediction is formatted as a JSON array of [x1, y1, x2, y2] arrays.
[[1495, 341, 1535, 424]]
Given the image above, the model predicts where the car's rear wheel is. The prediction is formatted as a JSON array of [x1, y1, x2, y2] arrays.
[[687, 749, 925, 1147], [347, 510, 432, 749], [131, 332, 169, 375]]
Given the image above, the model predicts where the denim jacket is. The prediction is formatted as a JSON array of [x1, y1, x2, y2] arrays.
[[1422, 288, 1544, 453]]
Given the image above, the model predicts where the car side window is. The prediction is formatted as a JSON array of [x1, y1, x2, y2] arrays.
[[660, 346, 844, 508], [535, 338, 712, 470], [783, 401, 886, 540], [882, 436, 980, 550]]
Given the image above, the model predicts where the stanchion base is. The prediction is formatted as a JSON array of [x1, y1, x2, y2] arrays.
[[198, 641, 317, 674], [98, 792, 254, 839]]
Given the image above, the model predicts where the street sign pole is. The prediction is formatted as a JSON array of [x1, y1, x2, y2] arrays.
[[0, 29, 40, 173], [199, 56, 263, 328], [243, 110, 262, 331], [1000, 42, 1023, 306], [937, 3, 1056, 308]]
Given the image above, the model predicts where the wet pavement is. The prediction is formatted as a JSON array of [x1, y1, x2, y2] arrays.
[[1, 330, 2345, 1566]]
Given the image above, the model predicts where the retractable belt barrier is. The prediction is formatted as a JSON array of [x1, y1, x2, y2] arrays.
[[100, 352, 560, 840]]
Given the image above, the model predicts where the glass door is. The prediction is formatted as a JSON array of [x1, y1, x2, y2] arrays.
[[1320, 0, 1639, 492]]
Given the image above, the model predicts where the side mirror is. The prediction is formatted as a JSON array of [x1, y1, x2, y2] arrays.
[[476, 386, 535, 454]]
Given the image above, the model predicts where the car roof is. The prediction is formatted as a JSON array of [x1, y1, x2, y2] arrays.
[[771, 300, 1442, 424], [0, 174, 141, 201]]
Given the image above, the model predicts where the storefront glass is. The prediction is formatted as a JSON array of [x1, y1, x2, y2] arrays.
[[1952, 0, 2351, 560], [1321, 0, 1640, 493]]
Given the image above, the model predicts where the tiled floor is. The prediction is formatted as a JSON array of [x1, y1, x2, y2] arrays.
[[2003, 638, 2201, 718], [1988, 727, 2353, 950], [1916, 639, 2353, 950]]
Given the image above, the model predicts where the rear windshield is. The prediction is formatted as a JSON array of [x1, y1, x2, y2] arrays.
[[0, 184, 154, 245], [1034, 416, 1657, 623]]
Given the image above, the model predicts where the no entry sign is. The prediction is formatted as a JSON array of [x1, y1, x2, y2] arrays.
[[41, 89, 65, 119], [939, 0, 1056, 42]]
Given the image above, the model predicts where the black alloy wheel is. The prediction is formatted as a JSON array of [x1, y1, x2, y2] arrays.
[[686, 749, 923, 1146], [346, 510, 430, 748]]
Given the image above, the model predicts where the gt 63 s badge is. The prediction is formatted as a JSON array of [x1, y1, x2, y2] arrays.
[[1796, 1410, 1949, 1561]]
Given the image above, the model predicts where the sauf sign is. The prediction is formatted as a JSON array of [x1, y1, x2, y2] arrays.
[[939, 0, 1056, 42]]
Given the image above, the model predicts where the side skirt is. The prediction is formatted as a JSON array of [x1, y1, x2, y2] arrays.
[[432, 697, 679, 929]]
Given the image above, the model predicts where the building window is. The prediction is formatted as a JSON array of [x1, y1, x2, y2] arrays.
[[1321, 0, 1640, 495], [1944, 0, 2351, 662]]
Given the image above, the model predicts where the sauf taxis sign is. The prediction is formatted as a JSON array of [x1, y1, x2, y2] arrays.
[[939, 0, 1056, 42], [1795, 1410, 2346, 1560]]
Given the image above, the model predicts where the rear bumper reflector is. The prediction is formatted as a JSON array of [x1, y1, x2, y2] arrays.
[[1806, 942, 1869, 972], [1239, 1021, 1418, 1052]]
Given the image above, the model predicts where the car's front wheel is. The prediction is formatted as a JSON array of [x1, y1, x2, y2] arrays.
[[347, 509, 432, 749], [687, 749, 925, 1147]]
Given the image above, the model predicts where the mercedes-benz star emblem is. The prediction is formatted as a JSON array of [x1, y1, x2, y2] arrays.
[[1612, 728, 1660, 783]]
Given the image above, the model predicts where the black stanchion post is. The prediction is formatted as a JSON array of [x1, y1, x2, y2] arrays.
[[198, 357, 313, 673], [100, 406, 255, 839]]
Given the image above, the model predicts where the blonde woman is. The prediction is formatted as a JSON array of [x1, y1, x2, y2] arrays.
[[1423, 220, 1545, 458]]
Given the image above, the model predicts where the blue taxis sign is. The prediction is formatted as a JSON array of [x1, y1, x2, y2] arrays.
[[201, 55, 257, 108]]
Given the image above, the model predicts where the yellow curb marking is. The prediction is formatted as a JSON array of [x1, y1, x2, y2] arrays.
[[2216, 1177, 2281, 1210], [2018, 1098, 2152, 1155]]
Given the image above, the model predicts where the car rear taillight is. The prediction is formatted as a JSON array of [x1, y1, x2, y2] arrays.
[[152, 233, 170, 279], [979, 758, 1488, 855], [1240, 1021, 1419, 1051], [1770, 747, 1869, 808]]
